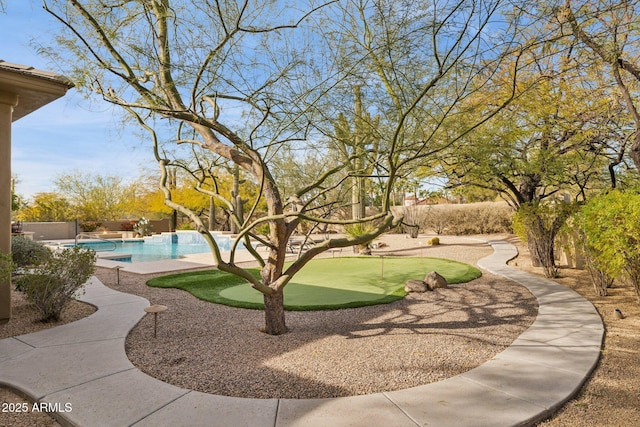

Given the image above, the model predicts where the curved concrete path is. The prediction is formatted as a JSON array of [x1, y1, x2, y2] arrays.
[[0, 240, 603, 426]]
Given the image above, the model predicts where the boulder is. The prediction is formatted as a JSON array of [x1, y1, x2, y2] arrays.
[[424, 271, 448, 290], [405, 279, 429, 293]]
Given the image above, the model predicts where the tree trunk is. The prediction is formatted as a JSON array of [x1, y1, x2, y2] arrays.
[[208, 196, 216, 231], [527, 239, 543, 267], [229, 164, 248, 234], [586, 261, 613, 297], [630, 133, 640, 173], [263, 290, 287, 335], [526, 219, 558, 278]]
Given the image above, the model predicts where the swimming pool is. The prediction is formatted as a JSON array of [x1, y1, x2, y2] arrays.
[[69, 231, 241, 263]]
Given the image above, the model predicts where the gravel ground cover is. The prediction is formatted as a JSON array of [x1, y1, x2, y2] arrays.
[[115, 235, 538, 399], [509, 237, 640, 427], [2, 233, 638, 426]]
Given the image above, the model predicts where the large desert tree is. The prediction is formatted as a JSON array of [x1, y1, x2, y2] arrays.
[[440, 43, 625, 276], [561, 0, 640, 171], [54, 171, 138, 220], [43, 0, 520, 334], [17, 192, 74, 222]]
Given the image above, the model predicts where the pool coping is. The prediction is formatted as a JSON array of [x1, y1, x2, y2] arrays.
[[47, 237, 266, 274]]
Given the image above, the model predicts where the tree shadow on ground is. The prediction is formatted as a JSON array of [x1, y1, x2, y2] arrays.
[[101, 265, 537, 400], [341, 277, 537, 342]]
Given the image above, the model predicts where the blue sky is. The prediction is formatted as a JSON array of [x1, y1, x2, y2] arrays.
[[2, 1, 153, 199]]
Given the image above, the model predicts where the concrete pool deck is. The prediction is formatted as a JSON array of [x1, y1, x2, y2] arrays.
[[0, 240, 603, 426], [96, 255, 217, 274], [49, 237, 263, 275], [95, 246, 283, 274], [95, 242, 342, 274]]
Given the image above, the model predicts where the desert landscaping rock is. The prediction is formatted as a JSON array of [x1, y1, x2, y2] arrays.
[[404, 279, 429, 292], [425, 270, 448, 290]]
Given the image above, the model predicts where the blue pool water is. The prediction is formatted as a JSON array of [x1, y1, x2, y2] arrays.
[[69, 232, 241, 263]]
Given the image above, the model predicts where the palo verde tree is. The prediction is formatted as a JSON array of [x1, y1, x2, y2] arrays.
[[440, 40, 624, 276], [311, 0, 524, 231], [169, 147, 268, 231], [44, 0, 521, 334], [16, 192, 74, 222], [268, 144, 350, 237], [54, 171, 138, 221], [561, 0, 640, 172]]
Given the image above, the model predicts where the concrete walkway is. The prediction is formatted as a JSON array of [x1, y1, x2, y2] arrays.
[[0, 240, 603, 426]]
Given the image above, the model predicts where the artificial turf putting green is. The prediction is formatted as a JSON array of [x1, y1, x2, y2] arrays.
[[147, 256, 481, 311]]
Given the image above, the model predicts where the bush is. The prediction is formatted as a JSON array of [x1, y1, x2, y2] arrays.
[[11, 236, 50, 268], [81, 221, 102, 232], [176, 222, 196, 230], [426, 209, 450, 235], [0, 253, 15, 284], [344, 222, 375, 255], [16, 246, 96, 322], [428, 237, 440, 245], [576, 190, 640, 302], [584, 257, 614, 297]]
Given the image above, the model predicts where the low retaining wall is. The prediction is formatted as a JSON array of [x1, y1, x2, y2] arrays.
[[20, 219, 172, 241], [21, 222, 78, 240]]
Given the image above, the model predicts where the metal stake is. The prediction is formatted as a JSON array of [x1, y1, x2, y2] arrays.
[[115, 266, 122, 285], [144, 305, 168, 338]]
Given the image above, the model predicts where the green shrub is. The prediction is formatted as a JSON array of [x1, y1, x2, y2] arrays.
[[0, 253, 15, 285], [344, 222, 375, 237], [344, 222, 375, 255], [176, 222, 195, 230], [559, 218, 614, 296], [80, 221, 102, 232], [255, 222, 270, 236], [576, 190, 640, 302], [428, 237, 440, 245], [11, 236, 51, 268], [584, 257, 614, 297], [16, 246, 96, 322]]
